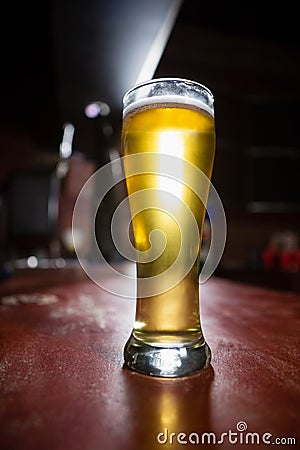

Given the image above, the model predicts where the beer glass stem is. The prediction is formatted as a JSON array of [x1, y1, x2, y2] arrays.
[[124, 332, 211, 378], [124, 268, 211, 377]]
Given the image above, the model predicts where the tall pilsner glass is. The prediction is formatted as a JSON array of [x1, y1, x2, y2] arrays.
[[121, 78, 215, 377]]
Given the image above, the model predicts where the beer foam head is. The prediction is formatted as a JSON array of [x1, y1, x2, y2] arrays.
[[123, 78, 214, 118], [123, 95, 214, 118]]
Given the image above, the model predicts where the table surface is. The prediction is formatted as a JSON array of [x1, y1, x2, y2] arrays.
[[0, 264, 299, 450]]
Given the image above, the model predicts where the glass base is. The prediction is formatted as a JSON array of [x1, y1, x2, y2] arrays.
[[123, 333, 211, 378]]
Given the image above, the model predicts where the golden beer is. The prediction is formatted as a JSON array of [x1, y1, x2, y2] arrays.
[[122, 79, 215, 377]]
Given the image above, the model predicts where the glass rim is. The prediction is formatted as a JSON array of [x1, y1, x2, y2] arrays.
[[123, 77, 213, 103], [122, 77, 214, 118]]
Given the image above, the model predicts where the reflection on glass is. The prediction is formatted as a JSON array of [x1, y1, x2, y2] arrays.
[[123, 366, 214, 449]]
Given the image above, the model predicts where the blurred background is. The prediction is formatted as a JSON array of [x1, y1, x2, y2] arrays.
[[1, 0, 299, 292]]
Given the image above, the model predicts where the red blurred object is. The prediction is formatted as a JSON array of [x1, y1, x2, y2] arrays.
[[279, 250, 296, 272], [295, 250, 300, 270], [262, 246, 278, 270]]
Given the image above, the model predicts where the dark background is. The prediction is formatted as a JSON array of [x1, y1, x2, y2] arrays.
[[1, 0, 300, 290], [2, 1, 299, 157]]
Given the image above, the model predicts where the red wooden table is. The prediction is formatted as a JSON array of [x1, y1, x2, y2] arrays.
[[0, 264, 299, 449]]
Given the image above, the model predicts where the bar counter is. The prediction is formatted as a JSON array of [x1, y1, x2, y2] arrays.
[[0, 263, 299, 449]]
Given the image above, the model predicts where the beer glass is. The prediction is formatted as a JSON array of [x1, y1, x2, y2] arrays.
[[121, 78, 215, 377]]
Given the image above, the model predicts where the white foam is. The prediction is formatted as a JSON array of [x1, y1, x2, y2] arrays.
[[123, 94, 214, 118]]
